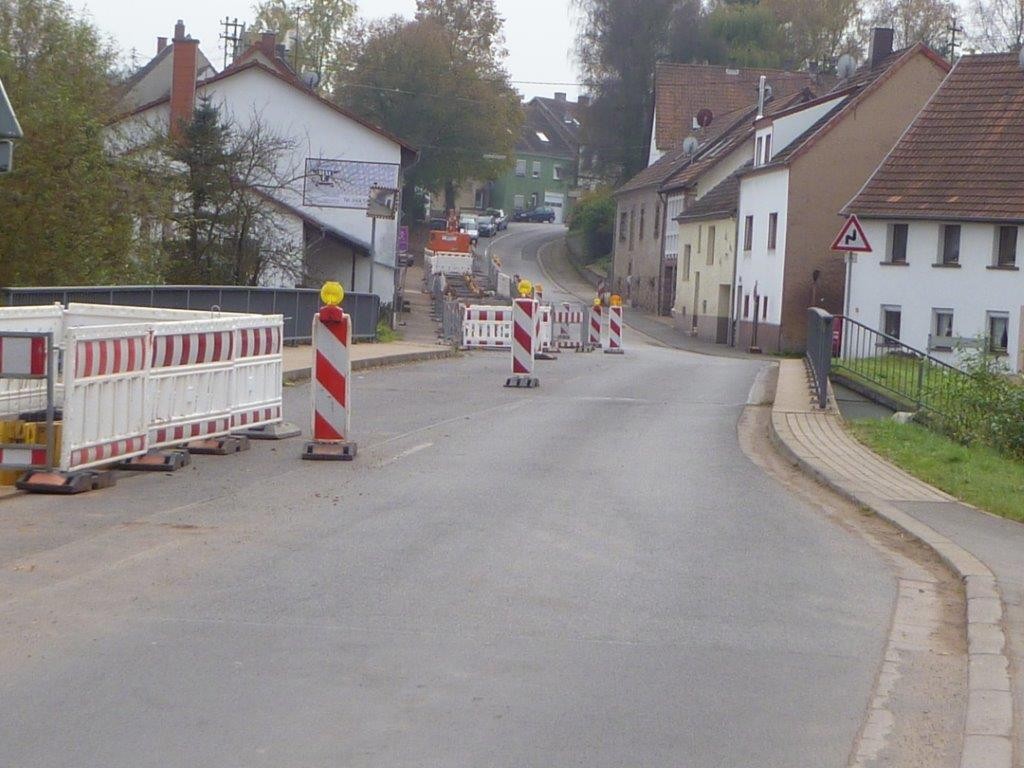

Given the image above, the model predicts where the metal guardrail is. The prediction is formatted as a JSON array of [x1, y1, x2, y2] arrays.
[[830, 312, 971, 416], [806, 308, 833, 409], [1, 285, 381, 342]]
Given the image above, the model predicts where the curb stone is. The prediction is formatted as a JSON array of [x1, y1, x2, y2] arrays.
[[768, 393, 1015, 768]]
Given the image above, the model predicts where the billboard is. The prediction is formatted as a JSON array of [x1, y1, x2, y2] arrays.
[[302, 158, 400, 210], [367, 185, 398, 219]]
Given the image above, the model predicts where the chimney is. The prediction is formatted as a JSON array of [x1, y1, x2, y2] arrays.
[[577, 94, 590, 108], [169, 20, 199, 140], [554, 92, 567, 101], [275, 43, 287, 59], [868, 27, 894, 68], [259, 32, 277, 58], [157, 37, 168, 55]]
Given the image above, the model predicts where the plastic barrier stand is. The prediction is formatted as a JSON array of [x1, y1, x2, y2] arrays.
[[231, 318, 284, 431]]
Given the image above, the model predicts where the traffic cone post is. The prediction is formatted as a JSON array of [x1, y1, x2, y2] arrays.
[[302, 282, 357, 461]]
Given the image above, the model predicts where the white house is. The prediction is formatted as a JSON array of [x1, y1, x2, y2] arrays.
[[843, 52, 1024, 372], [114, 22, 417, 306], [732, 33, 949, 352]]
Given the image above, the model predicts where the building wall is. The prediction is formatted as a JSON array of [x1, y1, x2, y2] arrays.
[[849, 219, 1024, 372], [611, 187, 665, 312], [735, 168, 790, 350], [780, 53, 949, 351], [491, 152, 576, 223], [673, 216, 736, 343]]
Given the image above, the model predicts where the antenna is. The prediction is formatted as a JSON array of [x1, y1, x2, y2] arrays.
[[837, 54, 856, 81], [682, 136, 699, 156], [219, 17, 246, 69]]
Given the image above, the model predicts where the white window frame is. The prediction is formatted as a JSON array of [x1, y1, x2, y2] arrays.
[[987, 311, 1010, 354], [515, 159, 526, 177], [531, 161, 541, 178]]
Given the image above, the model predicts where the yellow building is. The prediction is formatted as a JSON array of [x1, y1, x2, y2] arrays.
[[673, 175, 739, 344]]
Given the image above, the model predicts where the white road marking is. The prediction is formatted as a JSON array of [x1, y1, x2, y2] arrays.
[[380, 442, 433, 467]]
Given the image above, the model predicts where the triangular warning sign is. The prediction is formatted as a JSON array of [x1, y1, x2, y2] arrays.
[[830, 214, 872, 253]]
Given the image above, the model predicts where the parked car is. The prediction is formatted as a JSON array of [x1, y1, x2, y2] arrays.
[[514, 207, 556, 223], [486, 208, 508, 230], [477, 215, 497, 237], [458, 216, 479, 243]]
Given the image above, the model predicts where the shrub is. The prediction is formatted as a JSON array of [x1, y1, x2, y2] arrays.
[[568, 187, 615, 262]]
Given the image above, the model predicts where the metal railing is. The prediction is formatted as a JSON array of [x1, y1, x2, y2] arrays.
[[806, 308, 833, 409], [1, 285, 381, 342], [831, 313, 971, 416]]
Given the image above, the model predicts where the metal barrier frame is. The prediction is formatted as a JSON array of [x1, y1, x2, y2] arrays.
[[0, 331, 55, 471]]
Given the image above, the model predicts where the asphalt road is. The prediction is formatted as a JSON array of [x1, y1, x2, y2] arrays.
[[0, 226, 896, 767]]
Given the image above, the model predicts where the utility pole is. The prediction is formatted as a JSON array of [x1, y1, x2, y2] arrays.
[[947, 14, 965, 60], [219, 17, 246, 69]]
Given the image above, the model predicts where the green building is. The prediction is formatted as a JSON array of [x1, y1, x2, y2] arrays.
[[491, 94, 583, 225]]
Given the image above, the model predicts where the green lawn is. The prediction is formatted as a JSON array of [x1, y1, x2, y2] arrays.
[[835, 354, 964, 413], [851, 419, 1024, 523]]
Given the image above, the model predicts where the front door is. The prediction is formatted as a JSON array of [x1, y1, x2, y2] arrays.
[[716, 284, 731, 343], [661, 264, 676, 316]]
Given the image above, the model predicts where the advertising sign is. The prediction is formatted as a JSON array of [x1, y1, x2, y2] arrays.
[[303, 158, 400, 210]]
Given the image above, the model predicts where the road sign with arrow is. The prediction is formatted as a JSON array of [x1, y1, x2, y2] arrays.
[[830, 214, 872, 253]]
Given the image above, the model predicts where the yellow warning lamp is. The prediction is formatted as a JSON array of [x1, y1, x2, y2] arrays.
[[517, 279, 533, 297], [319, 280, 345, 323], [592, 297, 602, 307], [610, 294, 623, 307]]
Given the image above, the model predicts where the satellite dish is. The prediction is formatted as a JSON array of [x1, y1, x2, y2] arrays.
[[696, 108, 714, 128], [682, 136, 700, 156], [301, 71, 321, 89], [837, 54, 857, 81]]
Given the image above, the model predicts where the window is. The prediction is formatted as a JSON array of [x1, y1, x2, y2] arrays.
[[654, 204, 660, 239], [531, 161, 541, 178], [682, 245, 691, 280], [940, 224, 960, 265], [553, 165, 563, 181], [932, 309, 954, 349], [767, 213, 778, 250], [535, 131, 549, 143], [514, 194, 525, 210], [763, 133, 772, 163], [762, 296, 768, 320], [755, 136, 763, 166], [618, 211, 627, 242], [515, 159, 526, 177], [889, 223, 908, 264], [743, 216, 754, 251], [639, 206, 646, 241], [743, 294, 750, 318], [707, 226, 716, 265], [882, 306, 902, 343], [988, 312, 1009, 354], [996, 225, 1018, 267]]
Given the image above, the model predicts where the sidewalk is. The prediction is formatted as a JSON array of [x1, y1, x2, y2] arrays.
[[535, 237, 754, 359], [282, 340, 455, 381], [771, 359, 1020, 768]]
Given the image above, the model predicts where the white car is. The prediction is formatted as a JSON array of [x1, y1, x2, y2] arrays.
[[459, 216, 479, 244]]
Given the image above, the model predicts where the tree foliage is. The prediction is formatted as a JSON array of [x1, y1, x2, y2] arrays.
[[869, 0, 956, 52], [969, 0, 1024, 51], [0, 0, 154, 285], [568, 187, 616, 261], [414, 0, 507, 72], [335, 14, 521, 209], [704, 1, 788, 67], [251, 0, 356, 83], [766, 0, 863, 69]]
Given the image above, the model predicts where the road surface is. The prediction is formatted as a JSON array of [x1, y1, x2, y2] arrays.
[[0, 225, 898, 767]]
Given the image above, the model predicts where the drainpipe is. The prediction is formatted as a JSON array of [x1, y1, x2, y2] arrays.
[[656, 189, 668, 316]]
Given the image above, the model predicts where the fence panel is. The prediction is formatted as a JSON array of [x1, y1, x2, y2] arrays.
[[231, 315, 285, 430], [805, 308, 833, 409]]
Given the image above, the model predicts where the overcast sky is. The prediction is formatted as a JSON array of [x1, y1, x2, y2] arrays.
[[72, 0, 582, 100]]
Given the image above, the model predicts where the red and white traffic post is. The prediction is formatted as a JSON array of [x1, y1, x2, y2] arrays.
[[302, 281, 357, 460], [505, 280, 539, 388], [605, 297, 625, 354], [588, 299, 603, 349]]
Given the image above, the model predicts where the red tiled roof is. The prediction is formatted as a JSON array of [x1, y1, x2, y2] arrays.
[[652, 62, 817, 152], [845, 52, 1024, 222]]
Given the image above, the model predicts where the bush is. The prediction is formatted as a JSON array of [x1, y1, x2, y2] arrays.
[[568, 187, 615, 262]]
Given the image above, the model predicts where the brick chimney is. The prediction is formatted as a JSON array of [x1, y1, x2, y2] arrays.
[[157, 36, 168, 55], [554, 92, 567, 101], [169, 20, 199, 140], [868, 27, 894, 68], [577, 94, 590, 108], [258, 32, 277, 58]]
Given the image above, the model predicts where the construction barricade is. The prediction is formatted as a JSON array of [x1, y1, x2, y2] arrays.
[[605, 304, 625, 354], [553, 304, 585, 350], [0, 303, 285, 492], [505, 296, 539, 388], [462, 305, 513, 350]]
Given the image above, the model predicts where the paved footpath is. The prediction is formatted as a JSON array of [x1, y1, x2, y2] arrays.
[[771, 359, 1022, 768]]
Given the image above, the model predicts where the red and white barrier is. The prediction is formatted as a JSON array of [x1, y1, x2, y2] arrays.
[[302, 305, 356, 460], [589, 305, 604, 348], [0, 335, 47, 376], [553, 306, 585, 349], [506, 297, 539, 387], [605, 305, 625, 354], [462, 306, 513, 349]]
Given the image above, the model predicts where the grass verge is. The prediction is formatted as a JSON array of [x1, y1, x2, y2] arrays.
[[374, 321, 400, 343], [850, 419, 1024, 523]]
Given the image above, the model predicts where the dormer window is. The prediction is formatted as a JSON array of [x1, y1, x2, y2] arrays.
[[755, 136, 763, 166], [763, 133, 772, 163]]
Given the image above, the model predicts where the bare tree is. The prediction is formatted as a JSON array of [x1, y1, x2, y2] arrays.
[[969, 0, 1024, 51]]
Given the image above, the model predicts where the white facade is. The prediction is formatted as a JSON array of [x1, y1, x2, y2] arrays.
[[848, 219, 1024, 372], [734, 168, 790, 326]]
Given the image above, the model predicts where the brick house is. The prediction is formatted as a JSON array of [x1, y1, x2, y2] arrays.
[[843, 52, 1024, 372], [733, 32, 950, 352]]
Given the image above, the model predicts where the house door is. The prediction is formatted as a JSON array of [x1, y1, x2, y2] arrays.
[[661, 264, 676, 315], [716, 284, 731, 343], [692, 272, 700, 331]]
